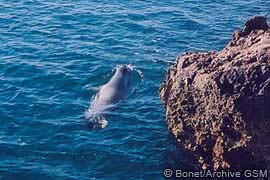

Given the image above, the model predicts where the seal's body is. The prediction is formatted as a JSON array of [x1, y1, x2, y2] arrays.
[[86, 65, 131, 126], [96, 65, 131, 105]]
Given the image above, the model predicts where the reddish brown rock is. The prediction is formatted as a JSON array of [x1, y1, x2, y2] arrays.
[[159, 16, 270, 170]]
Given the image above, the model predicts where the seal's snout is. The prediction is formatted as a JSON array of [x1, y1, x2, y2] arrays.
[[118, 65, 129, 75], [115, 65, 131, 87]]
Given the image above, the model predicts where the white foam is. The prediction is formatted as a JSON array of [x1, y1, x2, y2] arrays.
[[126, 64, 144, 82]]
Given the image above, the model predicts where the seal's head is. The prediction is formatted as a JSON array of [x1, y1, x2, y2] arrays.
[[118, 65, 129, 75], [114, 65, 131, 87]]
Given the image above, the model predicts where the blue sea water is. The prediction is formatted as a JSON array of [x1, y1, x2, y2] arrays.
[[0, 0, 269, 179]]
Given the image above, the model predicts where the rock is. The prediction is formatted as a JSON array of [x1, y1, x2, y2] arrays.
[[159, 16, 270, 170]]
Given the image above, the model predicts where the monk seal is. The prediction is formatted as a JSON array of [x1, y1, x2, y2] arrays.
[[86, 65, 132, 128], [95, 65, 131, 105]]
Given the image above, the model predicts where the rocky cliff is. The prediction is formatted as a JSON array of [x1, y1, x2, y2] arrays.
[[159, 16, 270, 170]]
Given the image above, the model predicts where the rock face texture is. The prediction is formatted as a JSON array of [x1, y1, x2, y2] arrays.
[[159, 16, 270, 170]]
